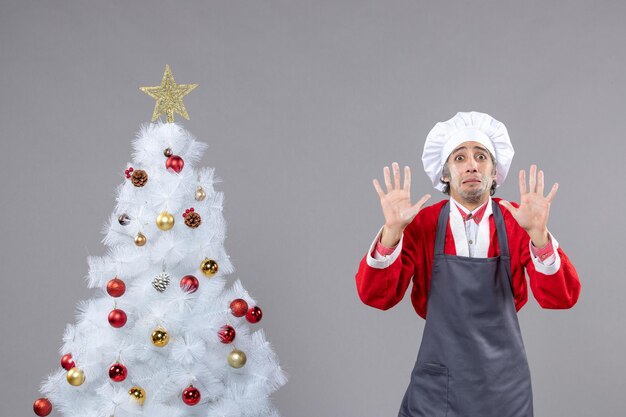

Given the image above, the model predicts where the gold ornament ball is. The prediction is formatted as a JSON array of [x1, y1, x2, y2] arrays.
[[227, 349, 247, 368], [200, 258, 218, 277], [66, 367, 85, 386], [195, 186, 206, 201], [135, 232, 147, 246], [151, 327, 169, 347], [156, 211, 175, 231], [128, 386, 146, 406]]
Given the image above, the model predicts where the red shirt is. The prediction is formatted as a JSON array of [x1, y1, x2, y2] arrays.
[[355, 198, 581, 319]]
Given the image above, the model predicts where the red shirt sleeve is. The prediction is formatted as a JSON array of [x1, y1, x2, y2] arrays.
[[355, 211, 426, 312], [501, 201, 581, 309], [523, 241, 581, 309], [530, 237, 555, 262], [373, 239, 397, 257], [355, 201, 448, 318]]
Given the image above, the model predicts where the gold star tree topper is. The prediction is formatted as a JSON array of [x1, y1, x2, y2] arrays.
[[140, 65, 198, 123]]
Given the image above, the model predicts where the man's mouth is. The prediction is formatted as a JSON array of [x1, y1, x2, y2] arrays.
[[462, 178, 482, 184]]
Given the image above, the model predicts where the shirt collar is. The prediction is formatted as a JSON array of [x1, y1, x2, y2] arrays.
[[450, 197, 491, 224]]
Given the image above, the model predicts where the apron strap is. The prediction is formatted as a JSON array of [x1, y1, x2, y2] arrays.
[[434, 201, 450, 256], [491, 200, 510, 258], [492, 200, 514, 292]]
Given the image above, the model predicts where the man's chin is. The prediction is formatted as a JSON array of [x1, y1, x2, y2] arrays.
[[458, 188, 487, 202]]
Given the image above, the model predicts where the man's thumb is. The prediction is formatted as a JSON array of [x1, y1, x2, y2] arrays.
[[499, 200, 514, 212]]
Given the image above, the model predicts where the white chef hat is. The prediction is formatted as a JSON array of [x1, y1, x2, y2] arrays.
[[422, 111, 514, 191]]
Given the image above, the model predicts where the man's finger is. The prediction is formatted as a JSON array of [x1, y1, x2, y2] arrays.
[[546, 183, 559, 203], [393, 162, 401, 190], [372, 179, 385, 198], [528, 164, 537, 193], [414, 194, 431, 211], [383, 166, 393, 193], [403, 166, 411, 192], [519, 170, 527, 195], [537, 169, 545, 196], [406, 194, 432, 220]]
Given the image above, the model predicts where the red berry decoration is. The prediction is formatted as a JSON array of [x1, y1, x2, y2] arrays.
[[106, 278, 126, 297], [124, 167, 134, 179], [33, 398, 52, 416], [61, 353, 75, 371], [108, 362, 128, 382], [246, 306, 263, 323], [180, 275, 199, 293], [108, 309, 127, 328], [230, 299, 248, 317], [182, 385, 201, 406], [183, 208, 201, 228], [218, 325, 236, 344], [166, 155, 185, 173]]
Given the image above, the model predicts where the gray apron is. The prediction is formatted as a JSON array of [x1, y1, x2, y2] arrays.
[[398, 201, 533, 417]]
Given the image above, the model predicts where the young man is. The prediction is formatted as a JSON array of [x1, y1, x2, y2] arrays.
[[355, 111, 581, 417]]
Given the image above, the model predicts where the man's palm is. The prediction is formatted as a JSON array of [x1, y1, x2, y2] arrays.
[[499, 165, 558, 235], [373, 163, 431, 231]]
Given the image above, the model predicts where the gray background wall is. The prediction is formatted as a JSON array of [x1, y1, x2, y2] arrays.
[[1, 1, 624, 416]]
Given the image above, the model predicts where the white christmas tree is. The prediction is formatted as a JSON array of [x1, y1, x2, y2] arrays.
[[33, 66, 287, 417]]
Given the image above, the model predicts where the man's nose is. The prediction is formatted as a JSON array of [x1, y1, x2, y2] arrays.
[[466, 158, 478, 172]]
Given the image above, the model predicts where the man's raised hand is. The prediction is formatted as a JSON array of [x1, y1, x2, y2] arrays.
[[373, 162, 431, 247], [499, 164, 558, 248]]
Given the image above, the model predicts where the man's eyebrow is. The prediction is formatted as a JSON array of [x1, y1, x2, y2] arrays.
[[452, 146, 467, 154], [452, 145, 489, 154], [452, 145, 487, 153]]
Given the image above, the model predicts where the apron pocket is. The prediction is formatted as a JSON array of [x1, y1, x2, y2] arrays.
[[404, 362, 449, 417]]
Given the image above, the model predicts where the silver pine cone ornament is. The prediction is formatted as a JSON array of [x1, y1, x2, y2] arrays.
[[152, 272, 171, 292]]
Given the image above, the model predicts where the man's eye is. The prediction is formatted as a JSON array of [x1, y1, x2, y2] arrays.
[[477, 154, 486, 160], [455, 155, 464, 161]]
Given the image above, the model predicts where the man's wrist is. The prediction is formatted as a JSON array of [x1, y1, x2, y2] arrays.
[[381, 225, 403, 248], [528, 228, 549, 249]]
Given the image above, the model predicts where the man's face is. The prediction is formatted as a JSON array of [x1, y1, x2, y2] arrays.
[[443, 141, 496, 204]]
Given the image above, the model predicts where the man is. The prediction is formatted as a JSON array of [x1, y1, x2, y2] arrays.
[[355, 111, 581, 417]]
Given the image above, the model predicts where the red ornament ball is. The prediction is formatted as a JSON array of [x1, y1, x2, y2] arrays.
[[218, 325, 236, 344], [108, 362, 128, 382], [33, 398, 52, 416], [61, 353, 75, 371], [230, 299, 248, 317], [246, 306, 263, 323], [182, 385, 201, 406], [106, 278, 126, 297], [108, 309, 127, 328], [166, 155, 185, 173], [180, 275, 199, 293]]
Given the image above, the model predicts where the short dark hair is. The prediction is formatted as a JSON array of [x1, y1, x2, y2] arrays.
[[440, 151, 498, 196]]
